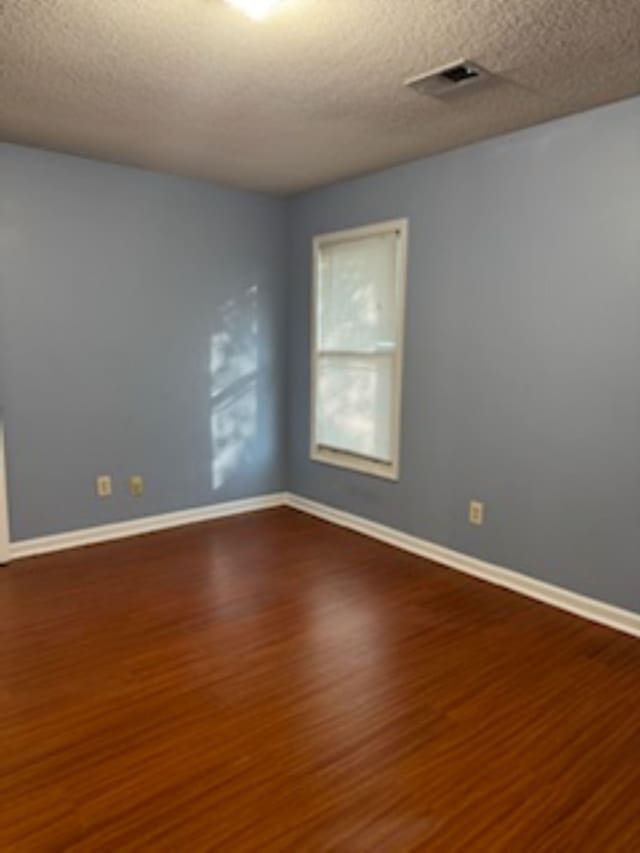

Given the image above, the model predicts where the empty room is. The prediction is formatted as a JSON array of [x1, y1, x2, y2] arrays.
[[1, 0, 639, 848]]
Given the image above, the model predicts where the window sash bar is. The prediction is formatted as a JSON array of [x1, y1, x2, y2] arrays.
[[316, 348, 396, 357]]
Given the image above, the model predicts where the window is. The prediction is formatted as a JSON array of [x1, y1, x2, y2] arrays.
[[310, 219, 408, 480]]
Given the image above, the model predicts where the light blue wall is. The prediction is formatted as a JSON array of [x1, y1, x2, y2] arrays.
[[0, 144, 287, 539], [3, 98, 639, 612], [286, 97, 640, 611]]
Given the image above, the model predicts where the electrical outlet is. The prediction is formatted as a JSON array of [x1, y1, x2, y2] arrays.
[[469, 500, 484, 526], [96, 475, 112, 497], [129, 475, 144, 497]]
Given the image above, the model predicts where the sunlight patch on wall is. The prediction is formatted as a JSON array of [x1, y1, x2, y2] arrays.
[[210, 286, 259, 491]]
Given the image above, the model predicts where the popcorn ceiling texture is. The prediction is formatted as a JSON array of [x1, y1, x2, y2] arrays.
[[1, 0, 639, 193]]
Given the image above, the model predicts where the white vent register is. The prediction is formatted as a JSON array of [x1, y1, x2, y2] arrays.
[[405, 60, 490, 97]]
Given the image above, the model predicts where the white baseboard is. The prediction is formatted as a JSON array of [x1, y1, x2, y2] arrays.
[[8, 488, 638, 639], [9, 492, 286, 560], [284, 492, 640, 639]]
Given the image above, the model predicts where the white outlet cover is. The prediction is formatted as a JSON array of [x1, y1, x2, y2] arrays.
[[96, 475, 112, 497], [469, 500, 484, 525]]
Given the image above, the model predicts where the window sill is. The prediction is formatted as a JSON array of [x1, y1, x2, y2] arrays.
[[310, 446, 399, 481]]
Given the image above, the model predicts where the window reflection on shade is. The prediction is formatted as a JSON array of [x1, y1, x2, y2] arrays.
[[316, 232, 398, 463], [317, 355, 393, 462], [318, 233, 397, 351]]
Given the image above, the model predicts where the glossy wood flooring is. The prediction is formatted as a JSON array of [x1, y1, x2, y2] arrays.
[[2, 507, 640, 850]]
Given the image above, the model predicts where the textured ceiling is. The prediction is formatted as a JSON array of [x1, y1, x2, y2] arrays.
[[1, 1, 639, 193]]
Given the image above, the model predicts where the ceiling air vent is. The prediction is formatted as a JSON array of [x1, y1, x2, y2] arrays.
[[405, 60, 489, 97]]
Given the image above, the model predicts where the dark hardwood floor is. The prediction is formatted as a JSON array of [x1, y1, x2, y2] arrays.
[[2, 507, 639, 850]]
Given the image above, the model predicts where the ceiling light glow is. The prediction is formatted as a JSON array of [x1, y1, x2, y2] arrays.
[[224, 0, 283, 20]]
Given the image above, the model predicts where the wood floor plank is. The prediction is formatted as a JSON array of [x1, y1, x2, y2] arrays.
[[2, 507, 639, 850]]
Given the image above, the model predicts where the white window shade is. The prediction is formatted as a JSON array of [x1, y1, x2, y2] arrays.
[[317, 353, 394, 462], [311, 220, 408, 479], [317, 233, 399, 352]]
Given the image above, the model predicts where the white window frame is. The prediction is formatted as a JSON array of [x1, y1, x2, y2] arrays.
[[0, 419, 10, 563], [310, 218, 408, 481]]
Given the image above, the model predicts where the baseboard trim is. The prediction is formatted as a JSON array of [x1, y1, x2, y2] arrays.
[[284, 493, 640, 639], [9, 492, 286, 560], [9, 490, 639, 639]]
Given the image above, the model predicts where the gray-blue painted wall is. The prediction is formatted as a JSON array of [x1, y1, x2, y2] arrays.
[[286, 96, 640, 611], [0, 144, 287, 539], [2, 97, 639, 612]]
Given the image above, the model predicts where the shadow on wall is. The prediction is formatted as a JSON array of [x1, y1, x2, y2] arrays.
[[209, 285, 259, 491]]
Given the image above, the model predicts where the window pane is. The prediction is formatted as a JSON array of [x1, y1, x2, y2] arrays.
[[318, 232, 398, 352], [316, 354, 393, 462]]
